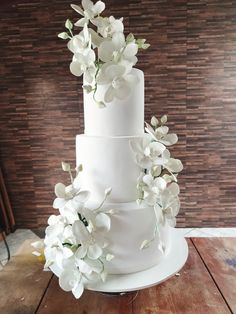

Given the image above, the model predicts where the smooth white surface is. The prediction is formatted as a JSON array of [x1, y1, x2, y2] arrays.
[[85, 228, 188, 292], [85, 201, 171, 274], [83, 68, 144, 136], [76, 135, 142, 202]]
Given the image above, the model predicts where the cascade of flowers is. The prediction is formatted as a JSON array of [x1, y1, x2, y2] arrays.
[[32, 162, 115, 299], [58, 0, 150, 107], [130, 116, 183, 251]]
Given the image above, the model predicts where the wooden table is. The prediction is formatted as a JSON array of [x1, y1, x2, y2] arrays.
[[0, 238, 235, 314]]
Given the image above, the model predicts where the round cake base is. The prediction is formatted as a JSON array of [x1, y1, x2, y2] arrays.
[[86, 228, 188, 293]]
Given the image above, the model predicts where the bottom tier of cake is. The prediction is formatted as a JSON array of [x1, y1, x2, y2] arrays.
[[86, 201, 171, 275]]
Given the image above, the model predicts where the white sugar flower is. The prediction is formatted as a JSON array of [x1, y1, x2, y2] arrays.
[[93, 16, 124, 38], [44, 242, 73, 269], [162, 149, 183, 175], [70, 48, 96, 82], [122, 41, 138, 65], [98, 32, 138, 66], [96, 63, 138, 102], [72, 220, 104, 260], [145, 122, 178, 146], [98, 32, 126, 63], [71, 1, 105, 27], [77, 257, 103, 275], [130, 135, 167, 169], [67, 24, 91, 54], [141, 174, 167, 206], [53, 181, 90, 210], [154, 182, 180, 227], [59, 267, 84, 299]]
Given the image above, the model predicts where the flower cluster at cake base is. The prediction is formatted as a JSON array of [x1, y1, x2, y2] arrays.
[[130, 115, 183, 252], [32, 162, 114, 299], [58, 0, 150, 107]]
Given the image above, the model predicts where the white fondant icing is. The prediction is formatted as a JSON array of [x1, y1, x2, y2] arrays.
[[83, 68, 144, 136], [76, 134, 142, 202], [85, 200, 171, 274]]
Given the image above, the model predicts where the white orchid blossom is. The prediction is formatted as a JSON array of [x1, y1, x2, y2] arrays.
[[98, 32, 126, 63], [67, 23, 91, 54], [145, 122, 178, 146], [130, 135, 166, 169], [98, 32, 138, 66], [96, 63, 138, 102], [59, 267, 84, 299], [154, 182, 180, 227], [162, 149, 183, 176], [69, 24, 97, 83], [71, 1, 105, 27], [70, 49, 96, 82], [72, 220, 103, 260], [53, 181, 90, 211], [93, 15, 124, 38], [141, 174, 167, 206]]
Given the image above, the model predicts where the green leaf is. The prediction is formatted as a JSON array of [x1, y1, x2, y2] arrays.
[[142, 43, 150, 49], [61, 161, 71, 172], [136, 38, 145, 45], [126, 33, 135, 43], [58, 32, 70, 40], [65, 19, 73, 30], [161, 115, 168, 124], [75, 164, 83, 173], [151, 116, 159, 127]]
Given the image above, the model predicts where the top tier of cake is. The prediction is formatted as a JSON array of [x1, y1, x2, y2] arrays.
[[83, 68, 144, 137]]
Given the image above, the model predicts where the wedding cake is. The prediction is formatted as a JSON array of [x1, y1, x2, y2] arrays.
[[32, 0, 183, 299]]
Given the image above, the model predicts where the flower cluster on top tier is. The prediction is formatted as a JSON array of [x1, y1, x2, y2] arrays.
[[130, 116, 183, 251], [32, 162, 114, 299], [58, 0, 150, 107]]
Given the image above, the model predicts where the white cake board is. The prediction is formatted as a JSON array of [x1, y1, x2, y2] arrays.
[[86, 228, 188, 293]]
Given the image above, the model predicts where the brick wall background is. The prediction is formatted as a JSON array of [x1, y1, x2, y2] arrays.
[[0, 0, 236, 228]]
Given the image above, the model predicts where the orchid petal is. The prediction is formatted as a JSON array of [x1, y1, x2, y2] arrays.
[[72, 220, 89, 244], [88, 244, 102, 259], [74, 17, 87, 27], [53, 198, 67, 209], [70, 61, 84, 77], [55, 183, 66, 198], [104, 86, 115, 103], [93, 1, 105, 15], [95, 213, 111, 232], [72, 281, 84, 299], [71, 4, 84, 16]]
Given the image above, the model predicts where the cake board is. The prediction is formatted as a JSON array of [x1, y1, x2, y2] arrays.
[[86, 228, 188, 294]]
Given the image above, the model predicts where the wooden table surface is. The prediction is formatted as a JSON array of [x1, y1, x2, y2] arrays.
[[0, 238, 235, 314]]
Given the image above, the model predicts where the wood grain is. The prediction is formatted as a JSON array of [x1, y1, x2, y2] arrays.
[[0, 240, 53, 314], [192, 237, 236, 314], [37, 276, 133, 314], [0, 238, 235, 314], [0, 0, 236, 228], [132, 239, 231, 314]]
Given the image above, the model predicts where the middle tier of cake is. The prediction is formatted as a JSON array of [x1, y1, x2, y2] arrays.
[[76, 134, 142, 203]]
